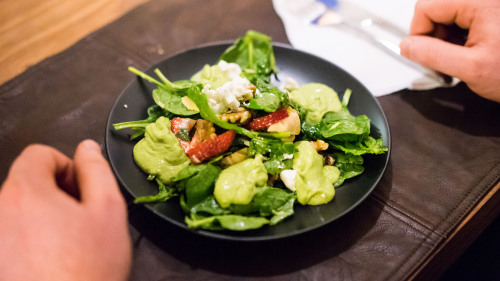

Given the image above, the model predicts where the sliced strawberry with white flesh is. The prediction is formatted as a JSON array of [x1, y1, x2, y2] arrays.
[[248, 108, 289, 131], [171, 117, 196, 134], [170, 117, 196, 152], [267, 108, 301, 135], [187, 130, 236, 164]]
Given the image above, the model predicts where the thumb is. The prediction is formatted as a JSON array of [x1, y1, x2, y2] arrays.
[[73, 140, 125, 211], [400, 35, 472, 80]]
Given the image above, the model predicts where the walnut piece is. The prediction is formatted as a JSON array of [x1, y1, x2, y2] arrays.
[[218, 108, 252, 124]]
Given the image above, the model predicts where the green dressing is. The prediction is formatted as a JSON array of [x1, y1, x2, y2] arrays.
[[293, 141, 340, 205], [133, 116, 191, 184], [291, 83, 342, 124], [214, 154, 268, 208]]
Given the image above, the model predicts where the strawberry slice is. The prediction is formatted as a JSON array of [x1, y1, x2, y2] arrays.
[[172, 117, 235, 163], [171, 117, 196, 152], [187, 130, 236, 164], [171, 117, 196, 134], [248, 108, 289, 131]]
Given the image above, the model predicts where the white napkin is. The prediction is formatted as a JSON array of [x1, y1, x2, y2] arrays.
[[272, 0, 455, 96]]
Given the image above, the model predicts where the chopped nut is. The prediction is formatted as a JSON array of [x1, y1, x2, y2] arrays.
[[192, 119, 216, 144], [310, 140, 329, 151], [218, 108, 252, 124], [322, 153, 335, 166]]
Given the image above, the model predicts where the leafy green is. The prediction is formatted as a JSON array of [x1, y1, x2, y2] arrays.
[[246, 77, 290, 112], [333, 152, 364, 187], [134, 164, 220, 208], [330, 135, 387, 156], [186, 86, 290, 139], [174, 128, 190, 142], [113, 105, 172, 140], [129, 67, 200, 116], [152, 88, 198, 116], [248, 137, 296, 175], [185, 214, 270, 231], [134, 178, 177, 204], [298, 89, 387, 156], [185, 186, 295, 230], [176, 164, 221, 210], [229, 186, 296, 225], [218, 30, 278, 81], [188, 196, 230, 216]]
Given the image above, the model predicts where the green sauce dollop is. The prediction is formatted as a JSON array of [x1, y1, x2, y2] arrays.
[[133, 116, 191, 184], [291, 83, 342, 124], [214, 154, 268, 208], [293, 141, 340, 205]]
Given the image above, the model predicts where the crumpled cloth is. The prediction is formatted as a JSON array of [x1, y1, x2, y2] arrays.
[[273, 0, 458, 96]]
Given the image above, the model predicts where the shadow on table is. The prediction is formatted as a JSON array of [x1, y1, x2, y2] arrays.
[[127, 162, 393, 277]]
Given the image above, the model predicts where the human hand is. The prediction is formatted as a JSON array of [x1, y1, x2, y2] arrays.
[[400, 0, 500, 103], [0, 140, 131, 281]]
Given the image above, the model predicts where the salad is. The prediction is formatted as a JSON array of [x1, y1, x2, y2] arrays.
[[113, 30, 387, 231]]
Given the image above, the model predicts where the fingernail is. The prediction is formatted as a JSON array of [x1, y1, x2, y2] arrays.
[[399, 37, 410, 57], [81, 139, 101, 152]]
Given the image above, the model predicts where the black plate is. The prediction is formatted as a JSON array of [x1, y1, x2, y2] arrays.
[[105, 42, 391, 241]]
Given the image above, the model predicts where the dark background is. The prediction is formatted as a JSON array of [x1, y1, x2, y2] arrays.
[[441, 216, 500, 280]]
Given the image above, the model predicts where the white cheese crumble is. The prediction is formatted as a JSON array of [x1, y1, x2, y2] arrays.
[[280, 169, 297, 191], [217, 60, 242, 79], [202, 62, 256, 114], [279, 77, 299, 93]]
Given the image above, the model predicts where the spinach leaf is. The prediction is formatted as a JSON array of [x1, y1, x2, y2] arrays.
[[246, 77, 290, 112], [330, 135, 388, 156], [269, 193, 296, 225], [152, 87, 199, 116], [175, 164, 221, 210], [247, 91, 280, 112], [333, 152, 364, 187], [113, 105, 173, 140], [113, 105, 167, 130], [218, 30, 278, 81], [128, 67, 200, 116], [134, 178, 177, 204], [248, 136, 295, 175], [186, 186, 295, 230], [229, 186, 296, 225], [185, 214, 270, 231], [188, 195, 231, 216], [175, 128, 190, 142], [319, 112, 370, 142]]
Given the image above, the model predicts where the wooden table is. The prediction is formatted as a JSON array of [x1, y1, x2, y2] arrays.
[[0, 0, 148, 85], [1, 1, 499, 280]]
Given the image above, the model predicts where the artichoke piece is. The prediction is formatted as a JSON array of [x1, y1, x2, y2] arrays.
[[219, 148, 249, 168]]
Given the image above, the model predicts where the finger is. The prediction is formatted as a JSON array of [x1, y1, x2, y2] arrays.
[[410, 0, 473, 35], [4, 144, 75, 197], [73, 140, 125, 211], [400, 35, 473, 80]]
